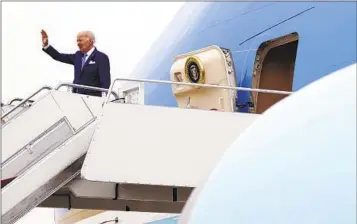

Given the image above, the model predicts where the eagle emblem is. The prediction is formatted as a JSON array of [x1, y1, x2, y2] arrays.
[[184, 56, 205, 84]]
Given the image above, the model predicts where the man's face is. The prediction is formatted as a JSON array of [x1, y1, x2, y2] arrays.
[[77, 34, 92, 53]]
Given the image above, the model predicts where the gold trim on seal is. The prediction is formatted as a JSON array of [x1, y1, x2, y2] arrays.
[[184, 56, 205, 84]]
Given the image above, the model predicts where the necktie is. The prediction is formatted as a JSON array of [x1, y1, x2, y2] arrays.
[[81, 53, 87, 69]]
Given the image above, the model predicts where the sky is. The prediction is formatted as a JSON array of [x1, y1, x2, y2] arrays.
[[2, 2, 184, 223], [2, 2, 184, 103]]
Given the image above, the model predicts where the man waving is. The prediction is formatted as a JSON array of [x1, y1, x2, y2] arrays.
[[41, 29, 111, 97]]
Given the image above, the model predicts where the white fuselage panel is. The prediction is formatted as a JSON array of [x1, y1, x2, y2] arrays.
[[81, 103, 259, 187]]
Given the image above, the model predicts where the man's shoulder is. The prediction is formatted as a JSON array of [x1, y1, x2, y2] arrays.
[[95, 49, 109, 59]]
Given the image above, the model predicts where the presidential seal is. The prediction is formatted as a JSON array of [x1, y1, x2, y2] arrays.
[[184, 56, 205, 84]]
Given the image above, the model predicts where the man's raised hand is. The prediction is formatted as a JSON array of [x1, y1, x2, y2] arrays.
[[41, 29, 49, 47]]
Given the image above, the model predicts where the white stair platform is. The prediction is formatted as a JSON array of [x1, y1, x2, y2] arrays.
[[81, 102, 259, 187]]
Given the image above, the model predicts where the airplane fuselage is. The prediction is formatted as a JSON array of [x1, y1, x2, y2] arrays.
[[129, 2, 356, 111]]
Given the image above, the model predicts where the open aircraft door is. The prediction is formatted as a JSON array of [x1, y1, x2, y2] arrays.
[[170, 45, 238, 112]]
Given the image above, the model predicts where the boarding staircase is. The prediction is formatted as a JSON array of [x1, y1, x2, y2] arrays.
[[1, 46, 292, 224], [1, 84, 121, 224]]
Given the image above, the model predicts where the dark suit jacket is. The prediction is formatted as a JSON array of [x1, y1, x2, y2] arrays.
[[43, 45, 111, 97]]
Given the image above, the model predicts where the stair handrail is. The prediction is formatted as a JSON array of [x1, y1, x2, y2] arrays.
[[2, 86, 53, 119], [8, 98, 35, 105], [55, 83, 119, 100], [104, 77, 294, 104]]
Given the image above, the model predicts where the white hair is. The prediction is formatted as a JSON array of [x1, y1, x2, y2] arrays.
[[78, 31, 96, 43]]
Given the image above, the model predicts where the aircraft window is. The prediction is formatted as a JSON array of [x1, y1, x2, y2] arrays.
[[251, 32, 299, 114]]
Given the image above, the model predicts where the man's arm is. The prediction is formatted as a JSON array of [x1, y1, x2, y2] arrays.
[[43, 44, 75, 65], [98, 54, 111, 89]]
